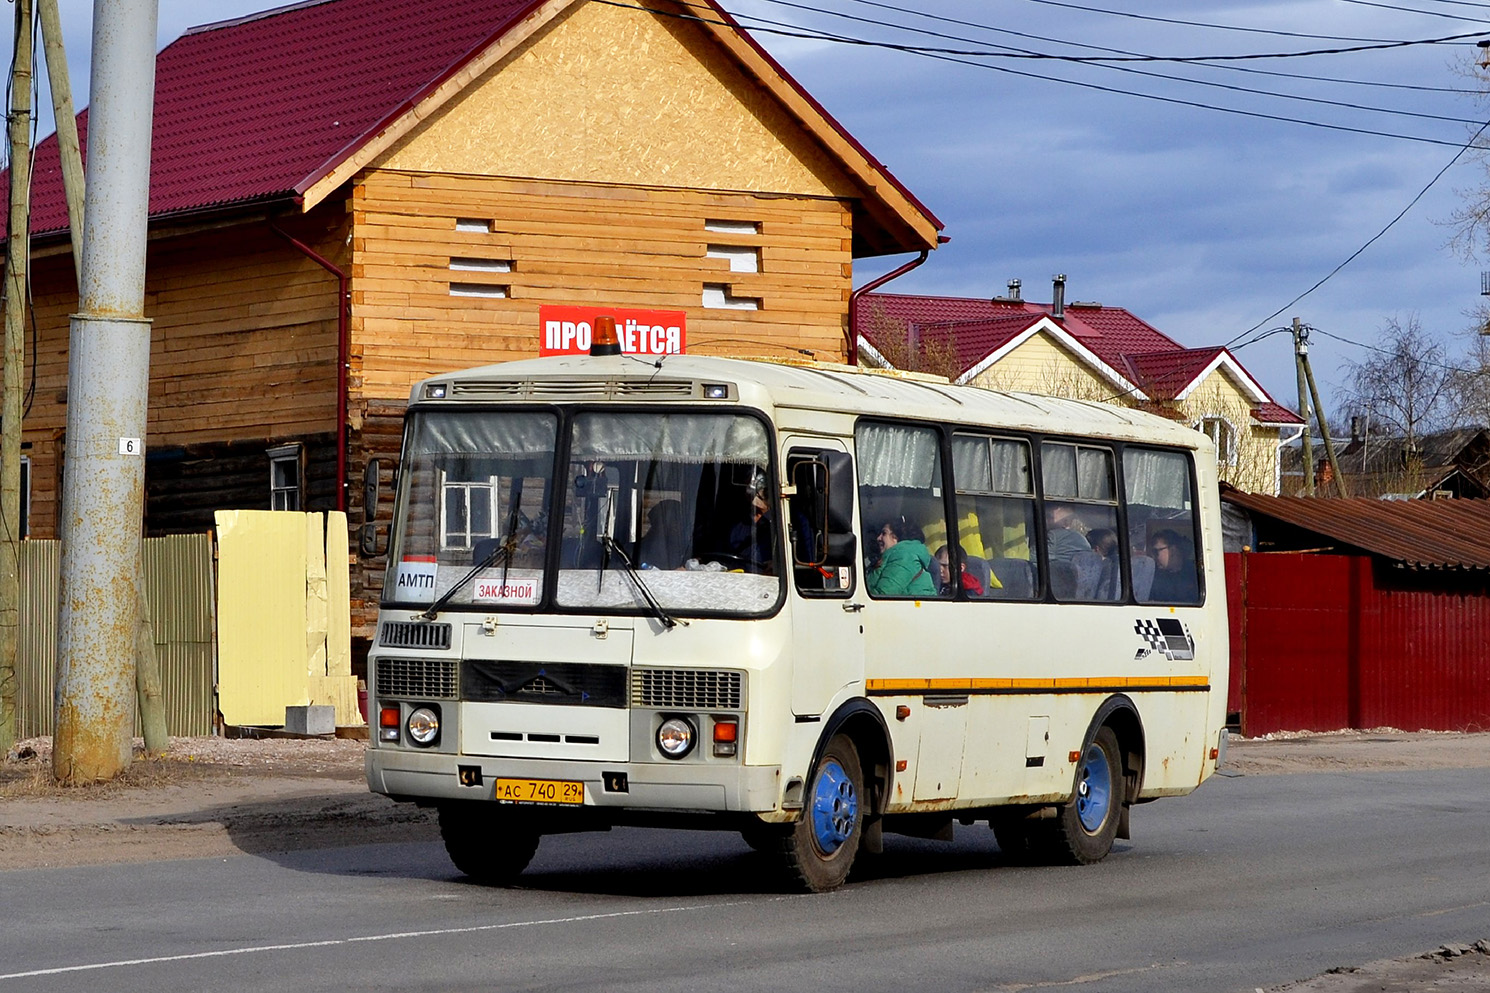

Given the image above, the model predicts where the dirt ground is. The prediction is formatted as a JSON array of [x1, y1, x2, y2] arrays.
[[4, 728, 1490, 991]]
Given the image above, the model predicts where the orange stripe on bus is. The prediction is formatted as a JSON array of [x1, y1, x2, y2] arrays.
[[864, 676, 1210, 693]]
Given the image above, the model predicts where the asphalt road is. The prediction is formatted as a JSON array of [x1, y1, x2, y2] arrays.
[[2, 767, 1487, 993]]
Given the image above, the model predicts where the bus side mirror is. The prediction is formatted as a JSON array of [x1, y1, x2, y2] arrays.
[[822, 451, 856, 567], [790, 452, 857, 568]]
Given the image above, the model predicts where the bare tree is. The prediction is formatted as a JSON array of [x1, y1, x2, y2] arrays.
[[858, 302, 964, 381], [1334, 315, 1456, 450]]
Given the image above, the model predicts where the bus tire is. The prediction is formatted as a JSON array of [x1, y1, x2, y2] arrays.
[[438, 803, 540, 885], [781, 734, 863, 892], [1048, 725, 1122, 865]]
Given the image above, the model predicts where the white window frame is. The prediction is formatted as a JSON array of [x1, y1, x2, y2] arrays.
[[267, 444, 302, 511], [1197, 416, 1239, 467]]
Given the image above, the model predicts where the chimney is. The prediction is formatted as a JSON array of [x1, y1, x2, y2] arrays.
[[1350, 415, 1366, 444], [1051, 274, 1066, 320], [1007, 278, 1021, 301]]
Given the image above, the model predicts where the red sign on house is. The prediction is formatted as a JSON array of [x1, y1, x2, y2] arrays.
[[539, 305, 687, 357]]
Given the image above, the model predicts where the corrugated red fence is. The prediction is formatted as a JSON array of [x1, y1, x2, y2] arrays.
[[1225, 551, 1490, 735]]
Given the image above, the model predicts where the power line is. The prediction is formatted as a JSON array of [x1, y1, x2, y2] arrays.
[[1337, 0, 1490, 20], [744, 0, 1487, 126], [1002, 0, 1438, 42], [615, 3, 1484, 147], [1229, 116, 1490, 347], [823, 0, 1486, 92], [1312, 326, 1486, 374]]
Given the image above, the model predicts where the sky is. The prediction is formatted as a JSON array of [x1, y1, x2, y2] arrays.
[[12, 0, 1490, 412]]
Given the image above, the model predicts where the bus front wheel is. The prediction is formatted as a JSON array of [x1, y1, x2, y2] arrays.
[[782, 735, 864, 892], [1048, 725, 1122, 865], [438, 803, 540, 885]]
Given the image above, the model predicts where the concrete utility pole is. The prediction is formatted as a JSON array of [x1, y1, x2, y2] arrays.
[[1293, 317, 1316, 497], [37, 0, 168, 754], [0, 0, 35, 756], [53, 0, 159, 784]]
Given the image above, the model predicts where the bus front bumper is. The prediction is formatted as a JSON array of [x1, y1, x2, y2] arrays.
[[367, 748, 783, 814]]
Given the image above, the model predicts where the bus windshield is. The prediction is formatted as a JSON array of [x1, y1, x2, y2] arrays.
[[383, 408, 782, 616]]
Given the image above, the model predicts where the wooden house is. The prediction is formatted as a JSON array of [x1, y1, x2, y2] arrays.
[[855, 278, 1303, 494], [14, 0, 942, 644]]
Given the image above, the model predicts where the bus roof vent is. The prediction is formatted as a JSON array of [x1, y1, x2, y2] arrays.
[[449, 379, 697, 400]]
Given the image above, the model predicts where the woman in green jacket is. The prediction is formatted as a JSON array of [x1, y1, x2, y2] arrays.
[[867, 517, 939, 597]]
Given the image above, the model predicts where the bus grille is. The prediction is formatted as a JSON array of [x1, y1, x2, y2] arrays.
[[379, 621, 451, 651], [375, 657, 459, 699], [632, 669, 743, 710]]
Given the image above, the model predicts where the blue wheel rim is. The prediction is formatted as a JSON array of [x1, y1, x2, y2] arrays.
[[1076, 742, 1113, 833], [810, 758, 858, 855]]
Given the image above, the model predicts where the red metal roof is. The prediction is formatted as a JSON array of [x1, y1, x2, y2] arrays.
[[1123, 347, 1225, 400], [857, 291, 1300, 422], [1252, 402, 1305, 426], [25, 0, 538, 236], [1222, 488, 1490, 571], [19, 0, 940, 242]]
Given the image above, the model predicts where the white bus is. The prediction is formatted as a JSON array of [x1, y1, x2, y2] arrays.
[[366, 336, 1228, 892]]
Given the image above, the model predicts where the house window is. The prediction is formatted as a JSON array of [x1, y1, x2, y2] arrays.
[[268, 444, 302, 511], [1198, 416, 1238, 467]]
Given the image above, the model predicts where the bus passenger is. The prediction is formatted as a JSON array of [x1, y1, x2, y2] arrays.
[[934, 545, 984, 597], [1045, 504, 1091, 565], [1147, 528, 1199, 602], [721, 488, 775, 573], [868, 517, 938, 597], [637, 499, 687, 570]]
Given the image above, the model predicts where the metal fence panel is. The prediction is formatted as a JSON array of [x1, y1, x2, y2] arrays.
[[1230, 551, 1490, 735], [17, 535, 215, 738]]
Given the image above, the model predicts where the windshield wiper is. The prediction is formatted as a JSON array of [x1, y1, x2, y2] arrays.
[[417, 541, 507, 621], [601, 536, 686, 630]]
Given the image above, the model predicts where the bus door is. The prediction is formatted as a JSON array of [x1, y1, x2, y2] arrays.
[[782, 439, 863, 717]]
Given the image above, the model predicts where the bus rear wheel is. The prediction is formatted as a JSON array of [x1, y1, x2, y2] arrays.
[[781, 735, 863, 892], [438, 803, 540, 885], [1047, 725, 1122, 865]]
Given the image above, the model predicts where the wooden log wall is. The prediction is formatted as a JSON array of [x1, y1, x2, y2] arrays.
[[145, 432, 338, 535], [22, 208, 346, 537], [348, 169, 855, 403]]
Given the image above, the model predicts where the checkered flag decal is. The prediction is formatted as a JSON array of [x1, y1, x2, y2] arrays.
[[1134, 617, 1194, 661]]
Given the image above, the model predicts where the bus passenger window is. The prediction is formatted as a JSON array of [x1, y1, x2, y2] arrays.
[[1123, 447, 1202, 605], [951, 434, 1038, 599], [1041, 442, 1121, 602], [855, 422, 948, 599]]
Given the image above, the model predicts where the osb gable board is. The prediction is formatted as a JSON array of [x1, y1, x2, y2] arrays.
[[373, 0, 857, 199]]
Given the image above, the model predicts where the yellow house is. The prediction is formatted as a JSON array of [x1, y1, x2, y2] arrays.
[[855, 280, 1303, 494]]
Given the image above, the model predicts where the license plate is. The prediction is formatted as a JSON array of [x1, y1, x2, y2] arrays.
[[493, 778, 584, 805]]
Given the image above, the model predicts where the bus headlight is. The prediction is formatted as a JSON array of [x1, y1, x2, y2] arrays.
[[657, 717, 695, 759], [406, 706, 441, 747]]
